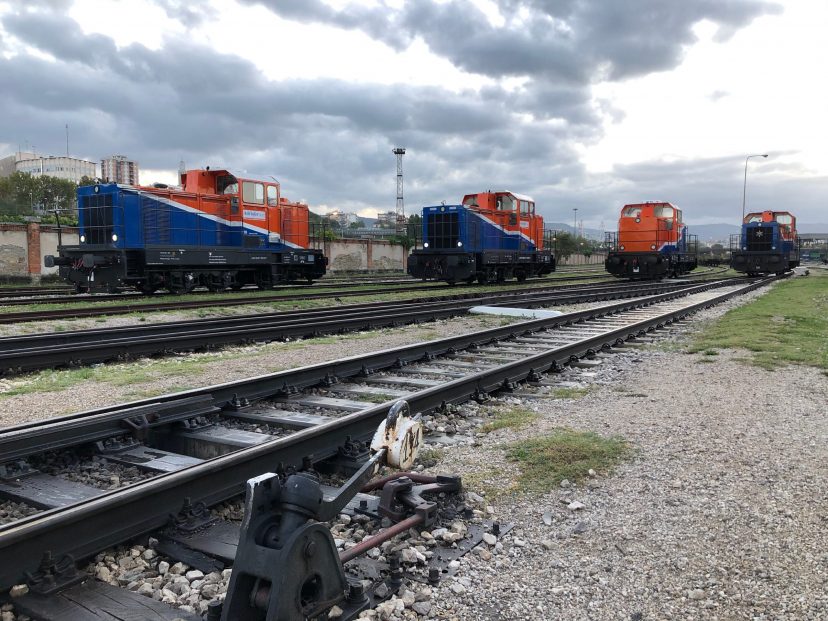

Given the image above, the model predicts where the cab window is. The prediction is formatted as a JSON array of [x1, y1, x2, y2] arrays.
[[266, 186, 278, 206], [242, 181, 264, 204], [654, 206, 674, 218], [775, 213, 792, 225], [519, 200, 531, 215], [463, 195, 479, 207], [746, 214, 762, 223], [497, 195, 515, 211], [217, 175, 238, 195], [622, 206, 643, 218]]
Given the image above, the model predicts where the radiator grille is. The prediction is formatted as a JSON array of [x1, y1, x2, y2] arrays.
[[80, 193, 114, 245], [746, 226, 772, 251], [427, 213, 459, 249]]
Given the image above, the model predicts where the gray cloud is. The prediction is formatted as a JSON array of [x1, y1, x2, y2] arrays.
[[1, 0, 822, 227]]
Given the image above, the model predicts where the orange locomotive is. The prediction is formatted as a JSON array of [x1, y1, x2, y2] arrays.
[[605, 201, 698, 279]]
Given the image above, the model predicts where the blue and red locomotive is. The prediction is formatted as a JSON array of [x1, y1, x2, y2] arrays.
[[730, 210, 800, 275], [407, 191, 555, 284], [46, 168, 326, 293], [605, 201, 698, 279]]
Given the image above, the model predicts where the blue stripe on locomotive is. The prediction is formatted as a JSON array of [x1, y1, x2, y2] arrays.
[[77, 184, 295, 252], [658, 225, 690, 255], [422, 204, 536, 252]]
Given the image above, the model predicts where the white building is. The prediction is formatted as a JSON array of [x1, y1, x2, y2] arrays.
[[11, 154, 96, 183]]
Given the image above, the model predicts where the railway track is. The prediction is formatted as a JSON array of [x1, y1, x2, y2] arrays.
[[0, 278, 738, 374], [0, 274, 628, 324], [0, 275, 774, 619]]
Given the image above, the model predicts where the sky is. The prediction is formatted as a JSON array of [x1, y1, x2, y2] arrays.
[[0, 0, 825, 227]]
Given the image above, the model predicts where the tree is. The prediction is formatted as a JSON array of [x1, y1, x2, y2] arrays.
[[349, 219, 366, 229]]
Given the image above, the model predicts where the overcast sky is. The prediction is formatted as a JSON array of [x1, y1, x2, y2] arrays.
[[0, 0, 825, 227]]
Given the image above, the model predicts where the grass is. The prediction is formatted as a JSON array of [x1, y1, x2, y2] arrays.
[[689, 270, 828, 370], [481, 406, 539, 433], [415, 447, 444, 468], [549, 387, 591, 399], [505, 428, 630, 492]]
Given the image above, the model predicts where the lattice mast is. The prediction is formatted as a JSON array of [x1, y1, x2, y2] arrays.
[[393, 147, 406, 233]]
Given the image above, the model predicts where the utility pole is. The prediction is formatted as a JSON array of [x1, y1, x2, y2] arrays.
[[573, 208, 578, 237], [393, 147, 406, 234], [65, 124, 69, 156]]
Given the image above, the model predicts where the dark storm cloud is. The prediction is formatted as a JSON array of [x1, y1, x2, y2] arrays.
[[243, 0, 781, 82]]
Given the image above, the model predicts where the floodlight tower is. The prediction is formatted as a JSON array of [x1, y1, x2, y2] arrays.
[[393, 147, 406, 233]]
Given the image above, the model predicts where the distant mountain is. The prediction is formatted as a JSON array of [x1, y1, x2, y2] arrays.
[[547, 223, 606, 241], [685, 223, 740, 243], [799, 222, 828, 234]]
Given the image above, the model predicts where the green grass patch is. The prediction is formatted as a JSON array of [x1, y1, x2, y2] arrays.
[[690, 270, 828, 370], [505, 428, 630, 492], [702, 349, 719, 356], [549, 387, 591, 399], [415, 447, 444, 468], [481, 407, 539, 433]]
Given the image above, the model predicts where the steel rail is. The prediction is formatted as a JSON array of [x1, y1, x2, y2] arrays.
[[0, 276, 774, 589], [0, 280, 719, 374], [0, 274, 622, 322]]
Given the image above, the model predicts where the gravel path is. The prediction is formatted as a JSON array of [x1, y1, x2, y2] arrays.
[[423, 286, 828, 620]]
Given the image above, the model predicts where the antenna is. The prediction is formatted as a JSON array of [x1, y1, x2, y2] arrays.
[[65, 123, 69, 156], [393, 147, 406, 234]]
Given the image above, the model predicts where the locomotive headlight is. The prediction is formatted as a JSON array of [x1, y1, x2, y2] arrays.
[[650, 244, 657, 250], [111, 234, 118, 242], [423, 242, 429, 248], [457, 241, 463, 248], [771, 246, 776, 250], [619, 245, 625, 251], [79, 235, 85, 243]]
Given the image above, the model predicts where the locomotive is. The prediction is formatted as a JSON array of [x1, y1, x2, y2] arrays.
[[605, 201, 698, 279], [407, 190, 555, 284], [730, 210, 800, 275], [45, 168, 326, 293]]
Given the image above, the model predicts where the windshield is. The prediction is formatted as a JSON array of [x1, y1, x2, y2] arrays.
[[622, 206, 643, 218]]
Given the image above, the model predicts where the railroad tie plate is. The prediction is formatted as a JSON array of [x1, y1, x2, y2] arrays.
[[10, 579, 202, 621], [222, 408, 336, 429], [0, 473, 101, 510]]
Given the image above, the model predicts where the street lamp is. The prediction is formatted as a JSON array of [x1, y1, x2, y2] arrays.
[[741, 154, 768, 222], [573, 208, 578, 236]]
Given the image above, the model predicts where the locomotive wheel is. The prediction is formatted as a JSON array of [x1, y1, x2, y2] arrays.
[[515, 269, 527, 283], [477, 272, 488, 285], [73, 283, 89, 294]]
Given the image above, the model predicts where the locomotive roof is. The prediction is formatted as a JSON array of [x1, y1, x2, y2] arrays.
[[493, 191, 535, 202], [187, 168, 280, 185]]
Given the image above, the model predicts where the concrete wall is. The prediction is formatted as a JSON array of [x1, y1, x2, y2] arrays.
[[558, 252, 607, 266], [323, 238, 407, 272], [0, 222, 78, 281]]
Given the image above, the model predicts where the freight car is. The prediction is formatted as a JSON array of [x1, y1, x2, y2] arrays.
[[729, 210, 800, 275], [45, 168, 326, 293], [605, 201, 698, 279], [407, 191, 555, 284]]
